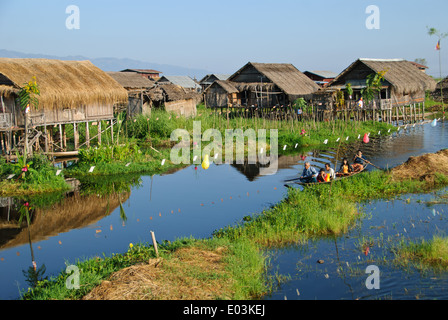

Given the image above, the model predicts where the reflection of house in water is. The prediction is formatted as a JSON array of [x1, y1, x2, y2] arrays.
[[232, 154, 316, 181], [0, 192, 130, 250]]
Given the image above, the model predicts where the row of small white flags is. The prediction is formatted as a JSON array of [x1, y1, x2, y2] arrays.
[[17, 118, 439, 177]]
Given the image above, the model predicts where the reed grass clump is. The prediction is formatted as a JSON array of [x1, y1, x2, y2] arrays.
[[0, 153, 71, 196], [392, 236, 448, 271]]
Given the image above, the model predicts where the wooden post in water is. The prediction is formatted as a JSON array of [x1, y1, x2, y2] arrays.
[[110, 119, 114, 144], [44, 125, 48, 153], [402, 106, 406, 124], [0, 132, 4, 155], [414, 103, 417, 123], [49, 126, 54, 153], [98, 121, 102, 145], [85, 121, 90, 147], [150, 231, 159, 257], [63, 124, 67, 151], [74, 122, 79, 150], [58, 124, 63, 151], [396, 107, 399, 124]]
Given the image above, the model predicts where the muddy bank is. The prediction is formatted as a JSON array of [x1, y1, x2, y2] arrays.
[[390, 149, 448, 182]]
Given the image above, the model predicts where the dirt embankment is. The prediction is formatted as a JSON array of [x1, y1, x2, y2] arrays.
[[390, 149, 448, 182], [83, 246, 232, 300]]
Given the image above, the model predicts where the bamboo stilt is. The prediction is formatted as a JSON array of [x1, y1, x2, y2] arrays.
[[98, 121, 102, 145], [85, 122, 90, 147], [74, 122, 79, 150]]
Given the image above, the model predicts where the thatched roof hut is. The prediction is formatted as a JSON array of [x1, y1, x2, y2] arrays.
[[146, 84, 201, 117], [438, 76, 448, 89], [199, 74, 231, 91], [0, 58, 129, 111], [230, 62, 320, 98], [329, 59, 437, 105], [204, 62, 319, 108], [205, 80, 238, 94], [106, 72, 155, 91], [106, 72, 155, 116], [147, 84, 199, 102], [430, 76, 448, 102]]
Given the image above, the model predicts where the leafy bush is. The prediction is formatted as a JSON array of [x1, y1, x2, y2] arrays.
[[78, 142, 144, 165]]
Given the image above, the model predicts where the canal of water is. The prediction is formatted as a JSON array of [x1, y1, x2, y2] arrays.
[[0, 121, 446, 300]]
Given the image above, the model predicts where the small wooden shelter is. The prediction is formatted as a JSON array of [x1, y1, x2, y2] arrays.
[[107, 71, 155, 116], [147, 84, 201, 117], [0, 58, 129, 157], [329, 59, 437, 107], [204, 62, 320, 109], [199, 74, 231, 91], [327, 59, 437, 123], [430, 76, 448, 102]]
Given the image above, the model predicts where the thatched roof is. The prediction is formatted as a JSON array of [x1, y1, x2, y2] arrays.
[[430, 76, 448, 102], [0, 58, 129, 110], [0, 84, 18, 97], [199, 74, 231, 85], [148, 84, 201, 102], [204, 80, 239, 94], [437, 76, 448, 89], [329, 59, 437, 95], [229, 62, 320, 96], [233, 82, 276, 92], [204, 80, 278, 95], [107, 72, 155, 90]]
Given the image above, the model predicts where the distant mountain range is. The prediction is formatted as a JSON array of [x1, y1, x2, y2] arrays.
[[0, 49, 211, 80]]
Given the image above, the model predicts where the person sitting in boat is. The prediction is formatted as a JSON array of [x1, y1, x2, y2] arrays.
[[337, 158, 354, 176], [353, 150, 367, 172], [300, 162, 318, 183], [317, 169, 328, 183], [324, 163, 336, 181]]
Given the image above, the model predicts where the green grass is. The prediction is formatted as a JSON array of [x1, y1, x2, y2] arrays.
[[20, 237, 270, 300], [0, 154, 72, 197], [392, 236, 448, 272], [213, 187, 360, 247]]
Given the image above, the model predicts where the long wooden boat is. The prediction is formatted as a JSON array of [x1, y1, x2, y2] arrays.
[[284, 163, 369, 187]]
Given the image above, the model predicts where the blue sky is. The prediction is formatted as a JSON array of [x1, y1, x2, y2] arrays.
[[1, 0, 447, 77]]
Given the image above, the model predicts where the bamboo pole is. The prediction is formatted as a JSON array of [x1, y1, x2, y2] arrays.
[[43, 125, 48, 153], [0, 132, 4, 155], [58, 124, 63, 152], [98, 121, 102, 145], [150, 231, 159, 257], [74, 122, 79, 150], [111, 119, 114, 144], [85, 121, 90, 147], [63, 124, 67, 151]]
